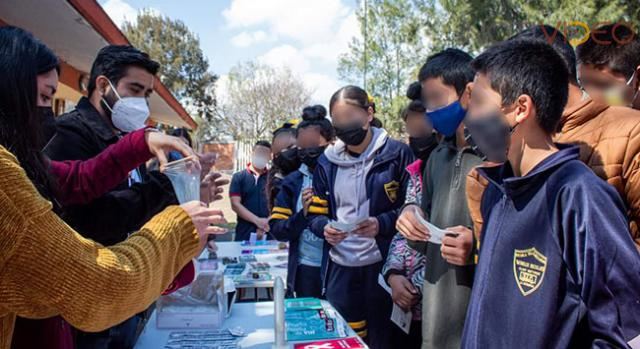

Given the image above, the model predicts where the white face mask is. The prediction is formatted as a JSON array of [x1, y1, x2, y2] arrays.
[[252, 155, 269, 170], [102, 79, 150, 132]]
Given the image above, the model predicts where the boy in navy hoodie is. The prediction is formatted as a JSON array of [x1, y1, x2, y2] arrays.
[[462, 39, 640, 348]]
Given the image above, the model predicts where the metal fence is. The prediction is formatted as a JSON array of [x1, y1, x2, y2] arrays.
[[234, 139, 255, 173]]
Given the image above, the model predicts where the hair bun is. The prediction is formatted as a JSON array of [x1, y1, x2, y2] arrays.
[[406, 81, 422, 100], [301, 105, 327, 121]]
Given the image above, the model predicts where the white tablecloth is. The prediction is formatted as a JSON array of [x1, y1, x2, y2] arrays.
[[206, 241, 289, 289], [135, 242, 369, 348], [135, 302, 277, 349], [134, 301, 365, 349]]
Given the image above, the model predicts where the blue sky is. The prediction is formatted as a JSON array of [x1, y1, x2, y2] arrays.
[[99, 0, 361, 104]]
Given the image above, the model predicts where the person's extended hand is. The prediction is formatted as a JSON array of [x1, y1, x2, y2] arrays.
[[201, 171, 229, 202], [352, 217, 379, 238], [180, 201, 227, 251], [388, 274, 419, 311], [254, 217, 270, 232], [145, 130, 196, 168], [324, 224, 347, 246], [441, 226, 474, 266], [302, 188, 313, 217], [396, 205, 430, 242]]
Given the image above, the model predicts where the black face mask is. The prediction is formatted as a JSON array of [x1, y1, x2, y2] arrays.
[[299, 146, 326, 169], [409, 134, 438, 159], [273, 147, 301, 175], [464, 111, 517, 163], [37, 106, 57, 150], [334, 120, 368, 146]]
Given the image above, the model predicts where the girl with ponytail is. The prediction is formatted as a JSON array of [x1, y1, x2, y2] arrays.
[[268, 105, 334, 298]]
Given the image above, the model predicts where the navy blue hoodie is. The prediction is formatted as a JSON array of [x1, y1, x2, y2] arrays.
[[462, 145, 640, 348], [307, 135, 414, 294]]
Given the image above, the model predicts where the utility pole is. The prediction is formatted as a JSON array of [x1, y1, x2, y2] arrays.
[[363, 0, 368, 91]]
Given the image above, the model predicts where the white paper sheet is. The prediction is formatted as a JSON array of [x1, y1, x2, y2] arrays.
[[329, 217, 369, 234], [391, 303, 412, 334], [629, 333, 640, 349], [378, 274, 412, 334], [416, 214, 452, 244]]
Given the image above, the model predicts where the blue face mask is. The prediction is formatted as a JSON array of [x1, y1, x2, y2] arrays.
[[426, 100, 466, 137]]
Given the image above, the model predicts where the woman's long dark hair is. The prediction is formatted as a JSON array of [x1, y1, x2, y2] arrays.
[[0, 26, 56, 200]]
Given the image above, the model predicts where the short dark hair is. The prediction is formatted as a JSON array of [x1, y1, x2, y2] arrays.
[[406, 81, 422, 100], [576, 23, 640, 78], [88, 45, 160, 96], [471, 39, 569, 133], [418, 48, 474, 96], [511, 25, 578, 84], [255, 140, 271, 149], [401, 100, 426, 121]]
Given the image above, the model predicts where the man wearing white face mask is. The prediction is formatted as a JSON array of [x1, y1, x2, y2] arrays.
[[102, 78, 151, 133], [45, 45, 182, 349], [229, 140, 272, 241]]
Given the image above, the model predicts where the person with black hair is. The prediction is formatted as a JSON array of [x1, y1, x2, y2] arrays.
[[461, 38, 640, 348], [378, 84, 434, 349], [13, 33, 207, 349], [230, 140, 272, 241], [269, 105, 334, 298], [272, 122, 298, 155], [267, 121, 299, 211], [306, 85, 414, 349], [576, 23, 640, 109], [0, 26, 226, 349], [467, 25, 640, 252], [45, 45, 174, 245], [43, 44, 186, 348], [396, 48, 479, 349]]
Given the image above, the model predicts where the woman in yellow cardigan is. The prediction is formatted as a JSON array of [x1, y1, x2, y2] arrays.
[[0, 27, 224, 348]]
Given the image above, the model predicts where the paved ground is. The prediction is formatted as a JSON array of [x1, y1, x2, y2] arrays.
[[216, 173, 237, 223]]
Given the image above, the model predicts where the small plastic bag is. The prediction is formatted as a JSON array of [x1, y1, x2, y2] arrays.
[[162, 156, 201, 204], [156, 270, 227, 328]]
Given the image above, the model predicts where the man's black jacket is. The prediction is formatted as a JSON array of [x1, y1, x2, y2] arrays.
[[45, 97, 178, 245]]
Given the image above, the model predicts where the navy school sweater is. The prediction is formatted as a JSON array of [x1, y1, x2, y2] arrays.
[[461, 144, 640, 348]]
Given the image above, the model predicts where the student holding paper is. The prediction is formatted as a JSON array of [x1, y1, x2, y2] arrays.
[[307, 86, 414, 349], [396, 49, 480, 349], [380, 83, 435, 349]]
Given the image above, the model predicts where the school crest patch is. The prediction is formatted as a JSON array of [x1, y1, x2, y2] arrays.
[[383, 180, 400, 203], [513, 247, 547, 296]]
